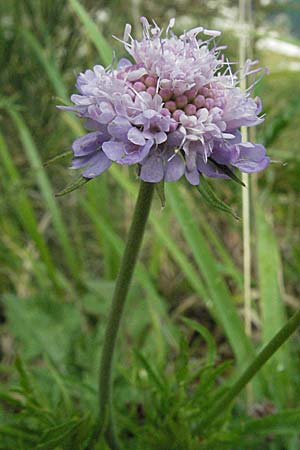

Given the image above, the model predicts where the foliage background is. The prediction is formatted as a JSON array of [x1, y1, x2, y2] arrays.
[[0, 0, 300, 449]]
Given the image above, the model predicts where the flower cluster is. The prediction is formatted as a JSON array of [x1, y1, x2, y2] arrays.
[[61, 17, 269, 185]]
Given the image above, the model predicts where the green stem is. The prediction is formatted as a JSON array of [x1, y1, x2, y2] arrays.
[[86, 180, 155, 450], [199, 308, 300, 428]]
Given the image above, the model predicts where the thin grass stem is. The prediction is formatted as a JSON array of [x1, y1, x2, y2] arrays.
[[239, 0, 253, 408], [198, 308, 300, 429]]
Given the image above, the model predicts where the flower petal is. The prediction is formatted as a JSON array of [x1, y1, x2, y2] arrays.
[[233, 143, 270, 173], [185, 167, 200, 185], [127, 127, 146, 145], [140, 154, 164, 182], [119, 139, 154, 165], [117, 58, 132, 69], [102, 140, 125, 161], [212, 142, 239, 165], [164, 154, 185, 181], [154, 131, 167, 144], [71, 153, 96, 169], [82, 152, 112, 178], [72, 132, 105, 156], [108, 116, 131, 141], [166, 131, 185, 148]]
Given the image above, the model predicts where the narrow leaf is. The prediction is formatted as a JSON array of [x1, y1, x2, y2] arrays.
[[197, 176, 240, 220], [155, 179, 166, 208], [210, 159, 245, 186], [234, 409, 300, 435], [43, 150, 73, 167], [8, 109, 80, 279], [256, 197, 295, 406], [133, 349, 166, 392], [181, 317, 216, 365], [0, 130, 59, 286], [55, 176, 90, 197]]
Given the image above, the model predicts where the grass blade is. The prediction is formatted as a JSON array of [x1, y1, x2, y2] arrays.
[[234, 409, 300, 435], [68, 0, 112, 66], [192, 195, 243, 289], [181, 317, 217, 365], [20, 28, 83, 136], [0, 129, 59, 287], [166, 183, 258, 369], [8, 109, 80, 280], [256, 196, 295, 406]]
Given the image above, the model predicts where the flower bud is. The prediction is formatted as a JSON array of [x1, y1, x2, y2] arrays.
[[165, 100, 176, 112], [194, 95, 205, 108], [184, 104, 197, 115]]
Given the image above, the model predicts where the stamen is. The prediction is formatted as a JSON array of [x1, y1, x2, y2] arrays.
[[123, 24, 132, 41], [166, 18, 175, 37]]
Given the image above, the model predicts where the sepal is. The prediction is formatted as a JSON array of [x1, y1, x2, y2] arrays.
[[197, 176, 239, 220], [210, 160, 245, 186], [55, 176, 90, 197], [155, 179, 166, 208]]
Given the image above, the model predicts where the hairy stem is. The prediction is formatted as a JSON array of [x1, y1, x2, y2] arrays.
[[199, 308, 300, 429], [85, 180, 155, 450]]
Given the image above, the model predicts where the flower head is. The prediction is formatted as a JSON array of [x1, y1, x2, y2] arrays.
[[60, 18, 269, 184]]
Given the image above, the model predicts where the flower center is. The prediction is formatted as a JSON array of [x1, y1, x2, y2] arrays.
[[122, 71, 225, 123]]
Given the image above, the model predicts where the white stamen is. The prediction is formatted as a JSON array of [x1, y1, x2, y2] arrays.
[[112, 35, 132, 48], [124, 24, 132, 42], [203, 28, 221, 37], [166, 17, 175, 36]]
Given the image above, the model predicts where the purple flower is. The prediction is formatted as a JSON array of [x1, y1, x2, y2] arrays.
[[60, 18, 269, 184]]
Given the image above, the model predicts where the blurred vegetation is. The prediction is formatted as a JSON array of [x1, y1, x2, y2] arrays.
[[0, 0, 300, 449]]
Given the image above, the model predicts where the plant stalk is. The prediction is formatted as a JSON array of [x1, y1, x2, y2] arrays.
[[198, 308, 300, 429], [85, 180, 155, 450], [239, 0, 253, 409]]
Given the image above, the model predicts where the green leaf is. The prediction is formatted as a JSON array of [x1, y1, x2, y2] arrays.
[[133, 349, 167, 393], [0, 425, 36, 444], [210, 160, 245, 186], [155, 179, 166, 208], [55, 176, 90, 197], [43, 150, 73, 167], [3, 294, 82, 365], [197, 176, 240, 220], [256, 195, 295, 406], [36, 417, 86, 449], [181, 317, 216, 365], [15, 356, 34, 396], [193, 197, 243, 289], [0, 388, 24, 408], [45, 358, 72, 414], [234, 409, 300, 436]]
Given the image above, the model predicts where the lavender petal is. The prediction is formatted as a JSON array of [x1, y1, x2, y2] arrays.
[[185, 167, 200, 185], [72, 132, 105, 157], [82, 152, 112, 178], [164, 153, 185, 181], [102, 140, 125, 161], [140, 154, 164, 182]]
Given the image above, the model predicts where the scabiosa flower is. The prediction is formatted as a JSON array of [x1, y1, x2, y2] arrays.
[[60, 17, 269, 185]]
